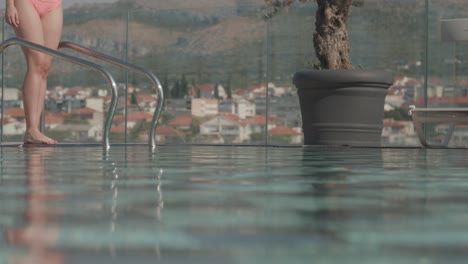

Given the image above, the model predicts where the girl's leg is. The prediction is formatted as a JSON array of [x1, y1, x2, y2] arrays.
[[13, 0, 62, 144]]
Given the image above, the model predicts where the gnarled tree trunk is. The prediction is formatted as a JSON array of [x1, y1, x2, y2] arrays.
[[314, 0, 353, 69], [264, 0, 359, 69]]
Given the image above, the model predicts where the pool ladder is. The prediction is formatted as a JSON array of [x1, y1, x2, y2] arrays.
[[0, 37, 164, 151]]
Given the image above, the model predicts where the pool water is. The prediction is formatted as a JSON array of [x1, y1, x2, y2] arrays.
[[1, 145, 468, 263]]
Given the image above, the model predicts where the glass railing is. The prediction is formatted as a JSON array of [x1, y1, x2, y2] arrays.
[[127, 7, 271, 145], [423, 0, 468, 147], [0, 1, 464, 147]]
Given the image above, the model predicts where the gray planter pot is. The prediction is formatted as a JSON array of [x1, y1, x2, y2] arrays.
[[293, 69, 393, 147]]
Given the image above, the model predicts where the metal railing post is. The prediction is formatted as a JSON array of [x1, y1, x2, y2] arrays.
[[58, 41, 164, 150]]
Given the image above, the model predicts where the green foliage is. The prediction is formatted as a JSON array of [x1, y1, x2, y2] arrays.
[[130, 120, 150, 140], [64, 116, 89, 125], [225, 76, 232, 99], [64, 2, 136, 25], [180, 75, 189, 97], [162, 75, 170, 100], [269, 134, 294, 144], [45, 130, 83, 142], [384, 108, 411, 121], [131, 10, 221, 30], [171, 79, 181, 98], [249, 132, 264, 143], [190, 118, 200, 135], [109, 132, 125, 141], [213, 83, 220, 99]]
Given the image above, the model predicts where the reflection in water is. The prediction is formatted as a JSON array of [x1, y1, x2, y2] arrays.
[[6, 146, 63, 264], [105, 149, 165, 259], [2, 145, 468, 263], [3, 147, 166, 262]]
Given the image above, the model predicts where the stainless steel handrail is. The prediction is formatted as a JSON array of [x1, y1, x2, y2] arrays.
[[58, 41, 164, 150], [0, 37, 118, 151]]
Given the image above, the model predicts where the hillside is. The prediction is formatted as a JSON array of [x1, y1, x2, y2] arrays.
[[118, 0, 264, 9], [4, 0, 468, 90]]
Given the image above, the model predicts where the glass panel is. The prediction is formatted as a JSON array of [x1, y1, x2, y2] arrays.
[[353, 0, 426, 147], [0, 5, 128, 144], [0, 20, 5, 142], [267, 1, 426, 147], [128, 6, 268, 145], [266, 4, 314, 146], [2, 20, 26, 143], [425, 0, 468, 147], [0, 1, 433, 148]]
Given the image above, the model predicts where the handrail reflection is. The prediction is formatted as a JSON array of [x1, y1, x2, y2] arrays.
[[58, 41, 165, 151], [0, 37, 119, 151], [103, 151, 164, 257]]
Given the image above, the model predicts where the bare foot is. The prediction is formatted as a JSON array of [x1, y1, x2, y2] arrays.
[[24, 130, 58, 145]]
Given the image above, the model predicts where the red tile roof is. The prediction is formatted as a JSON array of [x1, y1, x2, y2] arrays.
[[45, 113, 65, 124], [71, 107, 96, 115], [207, 112, 240, 122], [137, 94, 156, 102], [268, 126, 301, 136], [169, 114, 193, 126], [4, 108, 25, 118], [413, 96, 468, 105], [383, 119, 409, 128], [156, 126, 180, 135], [113, 112, 153, 123], [141, 126, 181, 136], [2, 117, 12, 125], [196, 84, 214, 92], [64, 86, 85, 96], [111, 125, 127, 133], [244, 115, 279, 125]]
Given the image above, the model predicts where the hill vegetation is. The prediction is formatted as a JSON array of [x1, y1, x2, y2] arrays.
[[3, 0, 468, 96]]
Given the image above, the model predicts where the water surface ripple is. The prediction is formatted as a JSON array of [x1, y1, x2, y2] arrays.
[[0, 145, 468, 263]]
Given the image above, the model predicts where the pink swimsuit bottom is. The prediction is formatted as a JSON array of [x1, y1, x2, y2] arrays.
[[29, 0, 62, 17]]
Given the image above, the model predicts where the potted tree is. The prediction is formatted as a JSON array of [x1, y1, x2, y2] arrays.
[[264, 0, 393, 147]]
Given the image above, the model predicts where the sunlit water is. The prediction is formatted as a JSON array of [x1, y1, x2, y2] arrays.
[[1, 145, 468, 263]]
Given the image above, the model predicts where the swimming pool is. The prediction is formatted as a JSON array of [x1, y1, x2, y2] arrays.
[[1, 145, 468, 263]]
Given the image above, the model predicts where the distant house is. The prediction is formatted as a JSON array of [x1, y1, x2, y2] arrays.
[[70, 107, 97, 120], [243, 115, 278, 137], [218, 100, 235, 114], [0, 88, 21, 108], [113, 111, 153, 129], [268, 126, 302, 144], [0, 88, 20, 101], [191, 98, 218, 117], [218, 98, 256, 119], [234, 98, 255, 119], [140, 125, 184, 144], [381, 119, 418, 146], [67, 107, 104, 127], [233, 83, 268, 100], [136, 94, 157, 113], [44, 112, 65, 130], [2, 117, 25, 136], [168, 114, 195, 134], [86, 97, 104, 113], [199, 114, 245, 143], [164, 98, 191, 115]]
